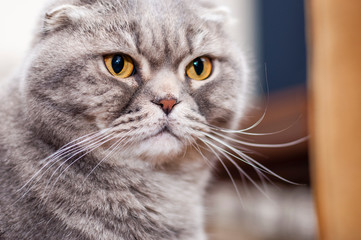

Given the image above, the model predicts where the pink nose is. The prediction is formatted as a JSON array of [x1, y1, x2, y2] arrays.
[[155, 98, 177, 115]]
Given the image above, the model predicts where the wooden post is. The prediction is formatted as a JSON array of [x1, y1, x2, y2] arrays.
[[307, 0, 361, 239]]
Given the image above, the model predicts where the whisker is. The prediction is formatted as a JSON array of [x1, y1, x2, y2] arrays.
[[192, 77, 268, 134], [15, 132, 114, 205], [200, 138, 262, 181], [203, 132, 297, 184], [211, 130, 308, 148], [201, 137, 271, 200], [199, 138, 244, 206], [188, 104, 304, 137], [47, 133, 113, 177], [207, 115, 303, 136], [16, 130, 111, 193], [42, 133, 116, 197], [203, 134, 263, 171], [232, 63, 270, 134], [17, 134, 113, 203], [68, 128, 137, 188], [190, 140, 217, 170], [82, 135, 128, 183], [181, 139, 190, 159]]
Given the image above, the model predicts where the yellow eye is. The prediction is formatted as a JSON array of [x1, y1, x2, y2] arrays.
[[186, 56, 212, 81], [104, 54, 135, 79]]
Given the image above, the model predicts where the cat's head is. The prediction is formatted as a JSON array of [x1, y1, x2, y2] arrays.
[[22, 0, 252, 164]]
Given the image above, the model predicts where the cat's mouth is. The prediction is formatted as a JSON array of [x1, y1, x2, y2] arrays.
[[145, 126, 180, 141], [130, 124, 184, 159]]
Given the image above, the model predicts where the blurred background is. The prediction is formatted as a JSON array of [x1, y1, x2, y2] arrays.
[[0, 0, 314, 239], [207, 0, 313, 239]]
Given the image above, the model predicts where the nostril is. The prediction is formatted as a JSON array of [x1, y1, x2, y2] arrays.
[[153, 98, 178, 115]]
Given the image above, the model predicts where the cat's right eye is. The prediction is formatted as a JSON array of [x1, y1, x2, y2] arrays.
[[104, 54, 135, 79]]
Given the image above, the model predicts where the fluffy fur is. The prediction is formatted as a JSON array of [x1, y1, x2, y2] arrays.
[[0, 0, 252, 239]]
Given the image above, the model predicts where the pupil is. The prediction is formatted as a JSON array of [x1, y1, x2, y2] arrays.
[[193, 58, 204, 75], [112, 55, 124, 74]]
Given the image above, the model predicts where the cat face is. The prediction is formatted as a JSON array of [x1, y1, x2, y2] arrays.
[[23, 0, 251, 164]]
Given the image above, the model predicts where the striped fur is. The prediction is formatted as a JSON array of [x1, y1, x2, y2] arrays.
[[0, 0, 252, 239]]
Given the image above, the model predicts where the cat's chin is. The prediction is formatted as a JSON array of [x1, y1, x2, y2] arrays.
[[134, 131, 185, 163]]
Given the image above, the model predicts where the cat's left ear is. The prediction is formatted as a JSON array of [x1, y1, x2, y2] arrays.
[[199, 4, 232, 24], [197, 0, 232, 25], [43, 4, 88, 33]]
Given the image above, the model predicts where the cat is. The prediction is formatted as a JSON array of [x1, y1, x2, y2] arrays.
[[0, 0, 254, 239]]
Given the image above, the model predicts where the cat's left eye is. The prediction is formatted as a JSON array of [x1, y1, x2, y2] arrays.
[[186, 56, 212, 81], [104, 54, 135, 79]]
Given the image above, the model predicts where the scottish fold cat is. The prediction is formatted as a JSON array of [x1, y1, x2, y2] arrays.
[[0, 0, 255, 239]]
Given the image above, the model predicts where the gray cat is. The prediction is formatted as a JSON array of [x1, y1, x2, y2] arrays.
[[0, 0, 253, 239]]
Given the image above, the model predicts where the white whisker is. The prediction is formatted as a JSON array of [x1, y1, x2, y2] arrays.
[[201, 137, 271, 199], [16, 130, 111, 193], [211, 130, 308, 148], [42, 133, 116, 199], [203, 132, 297, 184], [190, 140, 217, 170], [208, 115, 302, 136], [14, 130, 114, 204], [82, 135, 128, 183], [199, 138, 244, 206]]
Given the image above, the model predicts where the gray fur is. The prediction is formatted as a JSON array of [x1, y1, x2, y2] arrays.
[[0, 0, 252, 239]]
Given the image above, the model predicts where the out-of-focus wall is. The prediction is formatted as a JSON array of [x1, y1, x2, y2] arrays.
[[260, 0, 307, 92], [0, 0, 48, 78]]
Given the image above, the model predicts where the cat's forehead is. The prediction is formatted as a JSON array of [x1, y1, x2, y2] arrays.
[[119, 0, 200, 65], [97, 0, 226, 67]]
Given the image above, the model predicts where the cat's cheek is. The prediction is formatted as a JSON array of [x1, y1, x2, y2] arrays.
[[83, 84, 138, 129], [116, 77, 139, 89], [83, 105, 120, 129], [94, 113, 111, 129]]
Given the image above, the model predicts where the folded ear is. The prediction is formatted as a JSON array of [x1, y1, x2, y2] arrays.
[[200, 5, 231, 24], [43, 4, 88, 33]]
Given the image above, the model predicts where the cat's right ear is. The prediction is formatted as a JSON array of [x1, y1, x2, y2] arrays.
[[43, 5, 87, 33]]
